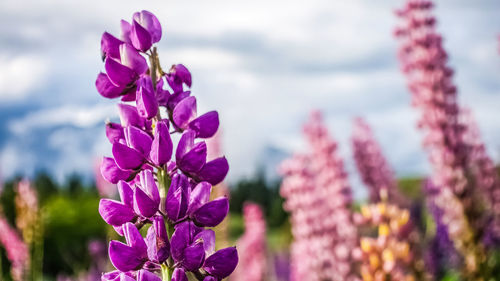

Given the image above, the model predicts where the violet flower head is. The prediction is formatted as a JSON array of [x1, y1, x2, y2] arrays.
[[394, 0, 484, 272], [95, 10, 237, 281], [351, 117, 407, 206]]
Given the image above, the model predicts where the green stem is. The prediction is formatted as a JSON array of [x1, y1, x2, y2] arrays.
[[161, 264, 172, 281]]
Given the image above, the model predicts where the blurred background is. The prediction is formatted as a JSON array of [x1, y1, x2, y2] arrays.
[[0, 0, 499, 280]]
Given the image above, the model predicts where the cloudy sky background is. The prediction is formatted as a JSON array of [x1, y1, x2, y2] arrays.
[[1, 0, 499, 198]]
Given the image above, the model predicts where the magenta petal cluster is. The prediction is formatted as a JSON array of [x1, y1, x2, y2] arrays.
[[95, 10, 236, 281]]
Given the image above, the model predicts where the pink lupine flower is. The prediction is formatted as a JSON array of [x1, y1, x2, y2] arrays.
[[394, 0, 482, 273], [351, 117, 407, 206], [0, 215, 29, 281], [233, 203, 267, 281], [280, 111, 359, 281], [15, 179, 40, 244]]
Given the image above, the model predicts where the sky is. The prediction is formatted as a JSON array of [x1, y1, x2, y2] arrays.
[[0, 0, 499, 198]]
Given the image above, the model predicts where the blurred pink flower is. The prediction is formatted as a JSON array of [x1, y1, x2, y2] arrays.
[[394, 0, 482, 272], [0, 215, 29, 281], [351, 117, 407, 206], [280, 111, 359, 281], [233, 203, 267, 281]]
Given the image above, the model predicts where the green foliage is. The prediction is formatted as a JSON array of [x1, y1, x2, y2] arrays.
[[229, 171, 288, 229]]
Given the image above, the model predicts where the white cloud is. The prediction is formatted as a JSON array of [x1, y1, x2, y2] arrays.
[[8, 103, 116, 135], [0, 55, 48, 100]]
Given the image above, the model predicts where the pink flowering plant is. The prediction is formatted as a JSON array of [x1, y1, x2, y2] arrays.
[[96, 10, 238, 281]]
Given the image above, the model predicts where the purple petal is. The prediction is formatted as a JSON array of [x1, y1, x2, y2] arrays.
[[118, 104, 144, 128], [173, 96, 197, 130], [108, 240, 146, 272], [99, 199, 135, 226], [123, 222, 148, 255], [146, 216, 170, 263], [101, 271, 135, 281], [120, 20, 132, 43], [130, 20, 152, 52], [101, 32, 122, 60], [189, 111, 219, 138], [136, 76, 159, 119], [194, 229, 215, 256], [125, 126, 153, 156], [112, 142, 144, 170], [120, 86, 137, 102], [178, 141, 207, 173], [203, 247, 239, 279], [170, 221, 191, 263], [167, 91, 191, 111], [171, 268, 188, 281], [183, 242, 205, 271], [187, 182, 212, 216], [167, 64, 192, 93], [126, 128, 152, 158], [105, 57, 137, 87], [118, 180, 134, 208], [120, 43, 148, 74], [96, 72, 125, 99], [134, 185, 159, 218], [165, 174, 190, 222], [140, 169, 160, 203], [101, 157, 133, 184], [176, 130, 195, 160], [202, 277, 216, 281], [197, 157, 229, 185], [150, 120, 173, 166], [137, 270, 161, 281], [106, 122, 125, 144], [192, 197, 229, 227], [133, 11, 162, 43]]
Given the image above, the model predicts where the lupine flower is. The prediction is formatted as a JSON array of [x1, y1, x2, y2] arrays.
[[0, 214, 29, 281], [394, 0, 484, 274], [96, 10, 237, 281], [461, 109, 500, 246], [354, 197, 427, 281], [351, 118, 407, 206], [280, 111, 359, 281], [233, 203, 267, 281], [15, 179, 39, 245], [423, 180, 461, 279]]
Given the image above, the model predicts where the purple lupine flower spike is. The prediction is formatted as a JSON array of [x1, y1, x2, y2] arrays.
[[96, 10, 237, 280]]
